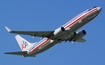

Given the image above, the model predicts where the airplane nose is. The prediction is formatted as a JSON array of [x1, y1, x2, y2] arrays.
[[97, 7, 102, 11]]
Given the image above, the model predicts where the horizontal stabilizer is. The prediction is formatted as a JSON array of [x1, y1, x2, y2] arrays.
[[4, 51, 27, 56]]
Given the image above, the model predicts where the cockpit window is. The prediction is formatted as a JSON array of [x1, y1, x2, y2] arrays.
[[84, 8, 91, 12], [87, 6, 97, 11], [87, 9, 92, 11], [93, 6, 97, 8]]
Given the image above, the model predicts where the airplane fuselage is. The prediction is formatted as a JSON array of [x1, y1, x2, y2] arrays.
[[25, 6, 102, 57]]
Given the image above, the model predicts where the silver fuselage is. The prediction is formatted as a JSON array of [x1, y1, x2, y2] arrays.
[[27, 7, 101, 57]]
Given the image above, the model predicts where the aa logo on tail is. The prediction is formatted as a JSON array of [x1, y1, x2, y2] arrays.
[[21, 41, 28, 50]]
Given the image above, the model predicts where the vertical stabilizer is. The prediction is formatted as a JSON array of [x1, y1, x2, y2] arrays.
[[15, 35, 32, 51]]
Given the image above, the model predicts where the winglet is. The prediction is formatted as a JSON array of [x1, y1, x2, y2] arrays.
[[5, 26, 11, 32]]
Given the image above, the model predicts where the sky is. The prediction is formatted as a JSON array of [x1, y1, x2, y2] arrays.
[[0, 0, 105, 65]]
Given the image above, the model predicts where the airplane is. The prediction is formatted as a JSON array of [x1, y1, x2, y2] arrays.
[[4, 6, 102, 57]]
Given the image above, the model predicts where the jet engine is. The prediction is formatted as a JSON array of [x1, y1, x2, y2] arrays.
[[73, 30, 86, 41], [53, 27, 65, 35]]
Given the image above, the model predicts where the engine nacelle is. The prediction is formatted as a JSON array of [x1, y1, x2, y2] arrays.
[[53, 27, 65, 35], [76, 30, 86, 36], [73, 30, 86, 41]]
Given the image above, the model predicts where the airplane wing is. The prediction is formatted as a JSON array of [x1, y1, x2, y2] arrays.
[[4, 51, 27, 56], [76, 37, 86, 42], [5, 26, 54, 37], [66, 37, 86, 43]]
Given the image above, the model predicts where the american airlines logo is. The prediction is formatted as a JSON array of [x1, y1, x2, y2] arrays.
[[21, 41, 28, 50]]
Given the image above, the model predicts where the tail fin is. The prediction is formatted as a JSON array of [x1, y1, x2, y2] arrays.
[[15, 35, 32, 51]]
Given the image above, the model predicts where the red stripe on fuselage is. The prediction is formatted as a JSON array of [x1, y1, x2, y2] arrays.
[[64, 8, 97, 29], [31, 38, 50, 52]]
